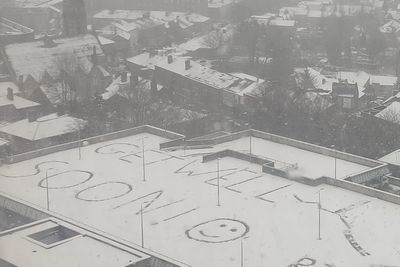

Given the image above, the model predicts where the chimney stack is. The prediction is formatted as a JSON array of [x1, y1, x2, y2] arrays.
[[121, 72, 128, 83], [143, 11, 150, 19], [92, 45, 98, 65], [130, 74, 139, 86], [167, 55, 173, 64], [27, 111, 38, 123], [57, 104, 65, 116], [7, 88, 14, 101], [185, 59, 191, 70]]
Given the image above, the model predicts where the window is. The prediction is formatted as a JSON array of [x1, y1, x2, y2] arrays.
[[27, 225, 80, 247], [342, 97, 352, 109]]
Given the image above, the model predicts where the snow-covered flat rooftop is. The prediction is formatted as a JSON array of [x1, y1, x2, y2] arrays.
[[0, 130, 398, 266], [0, 218, 150, 267]]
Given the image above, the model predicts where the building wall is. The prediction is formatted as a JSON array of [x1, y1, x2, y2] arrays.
[[62, 0, 88, 37], [0, 104, 39, 123], [5, 125, 184, 163], [154, 65, 222, 111]]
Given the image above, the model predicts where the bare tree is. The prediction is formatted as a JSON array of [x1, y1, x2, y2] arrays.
[[299, 68, 318, 91], [378, 108, 400, 125], [54, 51, 80, 106], [202, 30, 226, 49], [122, 79, 152, 125]]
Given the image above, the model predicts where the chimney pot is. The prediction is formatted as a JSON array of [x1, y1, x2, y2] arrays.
[[7, 88, 14, 101], [167, 55, 173, 64], [185, 59, 191, 70]]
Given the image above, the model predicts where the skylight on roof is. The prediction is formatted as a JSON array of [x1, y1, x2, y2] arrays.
[[27, 225, 80, 248]]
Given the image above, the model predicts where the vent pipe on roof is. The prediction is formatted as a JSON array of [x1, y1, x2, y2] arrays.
[[185, 59, 191, 70], [168, 55, 173, 64], [7, 88, 13, 101]]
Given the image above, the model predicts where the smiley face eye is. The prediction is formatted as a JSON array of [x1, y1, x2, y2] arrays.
[[230, 228, 237, 232], [220, 224, 227, 227]]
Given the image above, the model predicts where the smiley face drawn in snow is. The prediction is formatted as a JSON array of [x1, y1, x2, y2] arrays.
[[185, 218, 249, 243]]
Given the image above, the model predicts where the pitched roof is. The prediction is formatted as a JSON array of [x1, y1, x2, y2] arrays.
[[0, 113, 87, 141], [375, 101, 400, 122], [4, 34, 103, 82], [156, 57, 262, 96], [0, 82, 20, 97], [0, 95, 40, 109], [0, 138, 9, 147]]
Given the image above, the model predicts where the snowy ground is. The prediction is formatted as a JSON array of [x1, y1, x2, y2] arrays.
[[1, 133, 400, 267]]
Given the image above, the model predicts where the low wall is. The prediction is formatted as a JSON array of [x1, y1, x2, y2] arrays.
[[325, 178, 400, 205], [5, 125, 184, 164], [261, 163, 400, 206], [159, 138, 186, 149], [202, 149, 273, 166], [388, 175, 400, 187], [262, 164, 324, 187], [182, 129, 382, 168], [346, 165, 390, 184], [250, 130, 381, 168], [0, 194, 49, 221]]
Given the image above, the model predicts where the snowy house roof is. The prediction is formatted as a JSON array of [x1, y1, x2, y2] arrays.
[[385, 9, 400, 21], [375, 101, 400, 122], [126, 52, 166, 71], [156, 57, 262, 96], [0, 113, 87, 141], [94, 10, 209, 28], [0, 137, 9, 147], [370, 75, 397, 86], [0, 95, 40, 110], [102, 75, 161, 101], [4, 34, 103, 82], [0, 82, 20, 97], [336, 71, 370, 98], [98, 35, 115, 46], [208, 0, 236, 8], [380, 147, 400, 166], [380, 20, 400, 34], [295, 67, 338, 94], [384, 91, 400, 105]]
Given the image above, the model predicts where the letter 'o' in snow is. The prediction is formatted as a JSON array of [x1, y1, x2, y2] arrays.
[[75, 182, 133, 202], [38, 170, 93, 189]]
